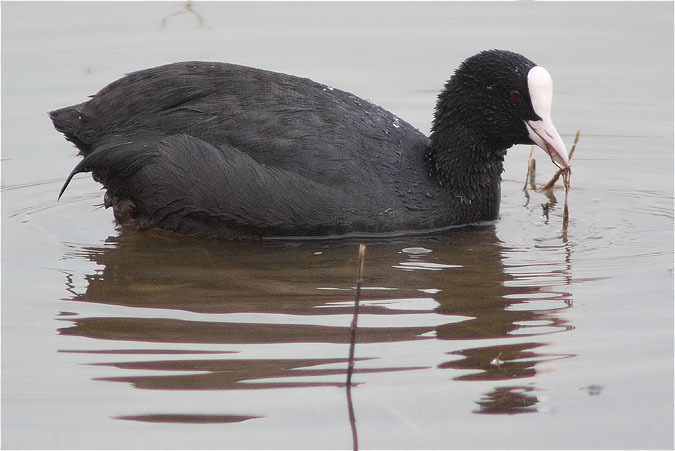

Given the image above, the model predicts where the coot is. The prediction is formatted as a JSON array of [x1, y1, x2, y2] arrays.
[[50, 49, 568, 238]]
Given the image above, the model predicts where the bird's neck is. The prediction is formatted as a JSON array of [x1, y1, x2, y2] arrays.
[[426, 121, 506, 222]]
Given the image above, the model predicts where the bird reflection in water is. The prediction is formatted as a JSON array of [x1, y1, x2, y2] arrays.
[[57, 225, 575, 427]]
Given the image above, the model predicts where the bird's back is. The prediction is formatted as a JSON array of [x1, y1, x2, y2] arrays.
[[50, 62, 441, 237], [53, 62, 426, 180]]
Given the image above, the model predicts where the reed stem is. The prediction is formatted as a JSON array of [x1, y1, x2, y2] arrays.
[[346, 243, 366, 387]]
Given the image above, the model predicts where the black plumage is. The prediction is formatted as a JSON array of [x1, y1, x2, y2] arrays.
[[50, 50, 561, 238]]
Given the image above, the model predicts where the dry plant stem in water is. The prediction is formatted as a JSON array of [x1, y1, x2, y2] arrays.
[[523, 146, 537, 191], [347, 244, 366, 387], [556, 130, 577, 231], [346, 244, 366, 451], [526, 129, 579, 232], [561, 167, 571, 232], [540, 129, 580, 191]]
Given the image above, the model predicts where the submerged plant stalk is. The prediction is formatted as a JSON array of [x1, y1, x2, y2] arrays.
[[345, 243, 366, 451], [540, 129, 580, 191], [523, 145, 537, 191], [526, 129, 579, 234], [347, 243, 366, 387]]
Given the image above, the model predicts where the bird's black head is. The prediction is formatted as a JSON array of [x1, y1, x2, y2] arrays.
[[430, 49, 568, 169]]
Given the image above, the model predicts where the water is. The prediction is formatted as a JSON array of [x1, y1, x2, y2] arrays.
[[2, 2, 673, 449]]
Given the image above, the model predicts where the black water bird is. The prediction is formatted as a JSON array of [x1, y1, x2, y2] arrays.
[[50, 49, 569, 239]]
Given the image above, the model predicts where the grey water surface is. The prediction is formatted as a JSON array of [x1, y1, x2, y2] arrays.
[[2, 2, 673, 449]]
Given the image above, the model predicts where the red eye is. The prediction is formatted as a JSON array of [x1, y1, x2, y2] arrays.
[[509, 90, 522, 102]]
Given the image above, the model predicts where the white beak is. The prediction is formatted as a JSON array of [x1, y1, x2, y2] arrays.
[[525, 117, 569, 169], [525, 66, 569, 169]]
